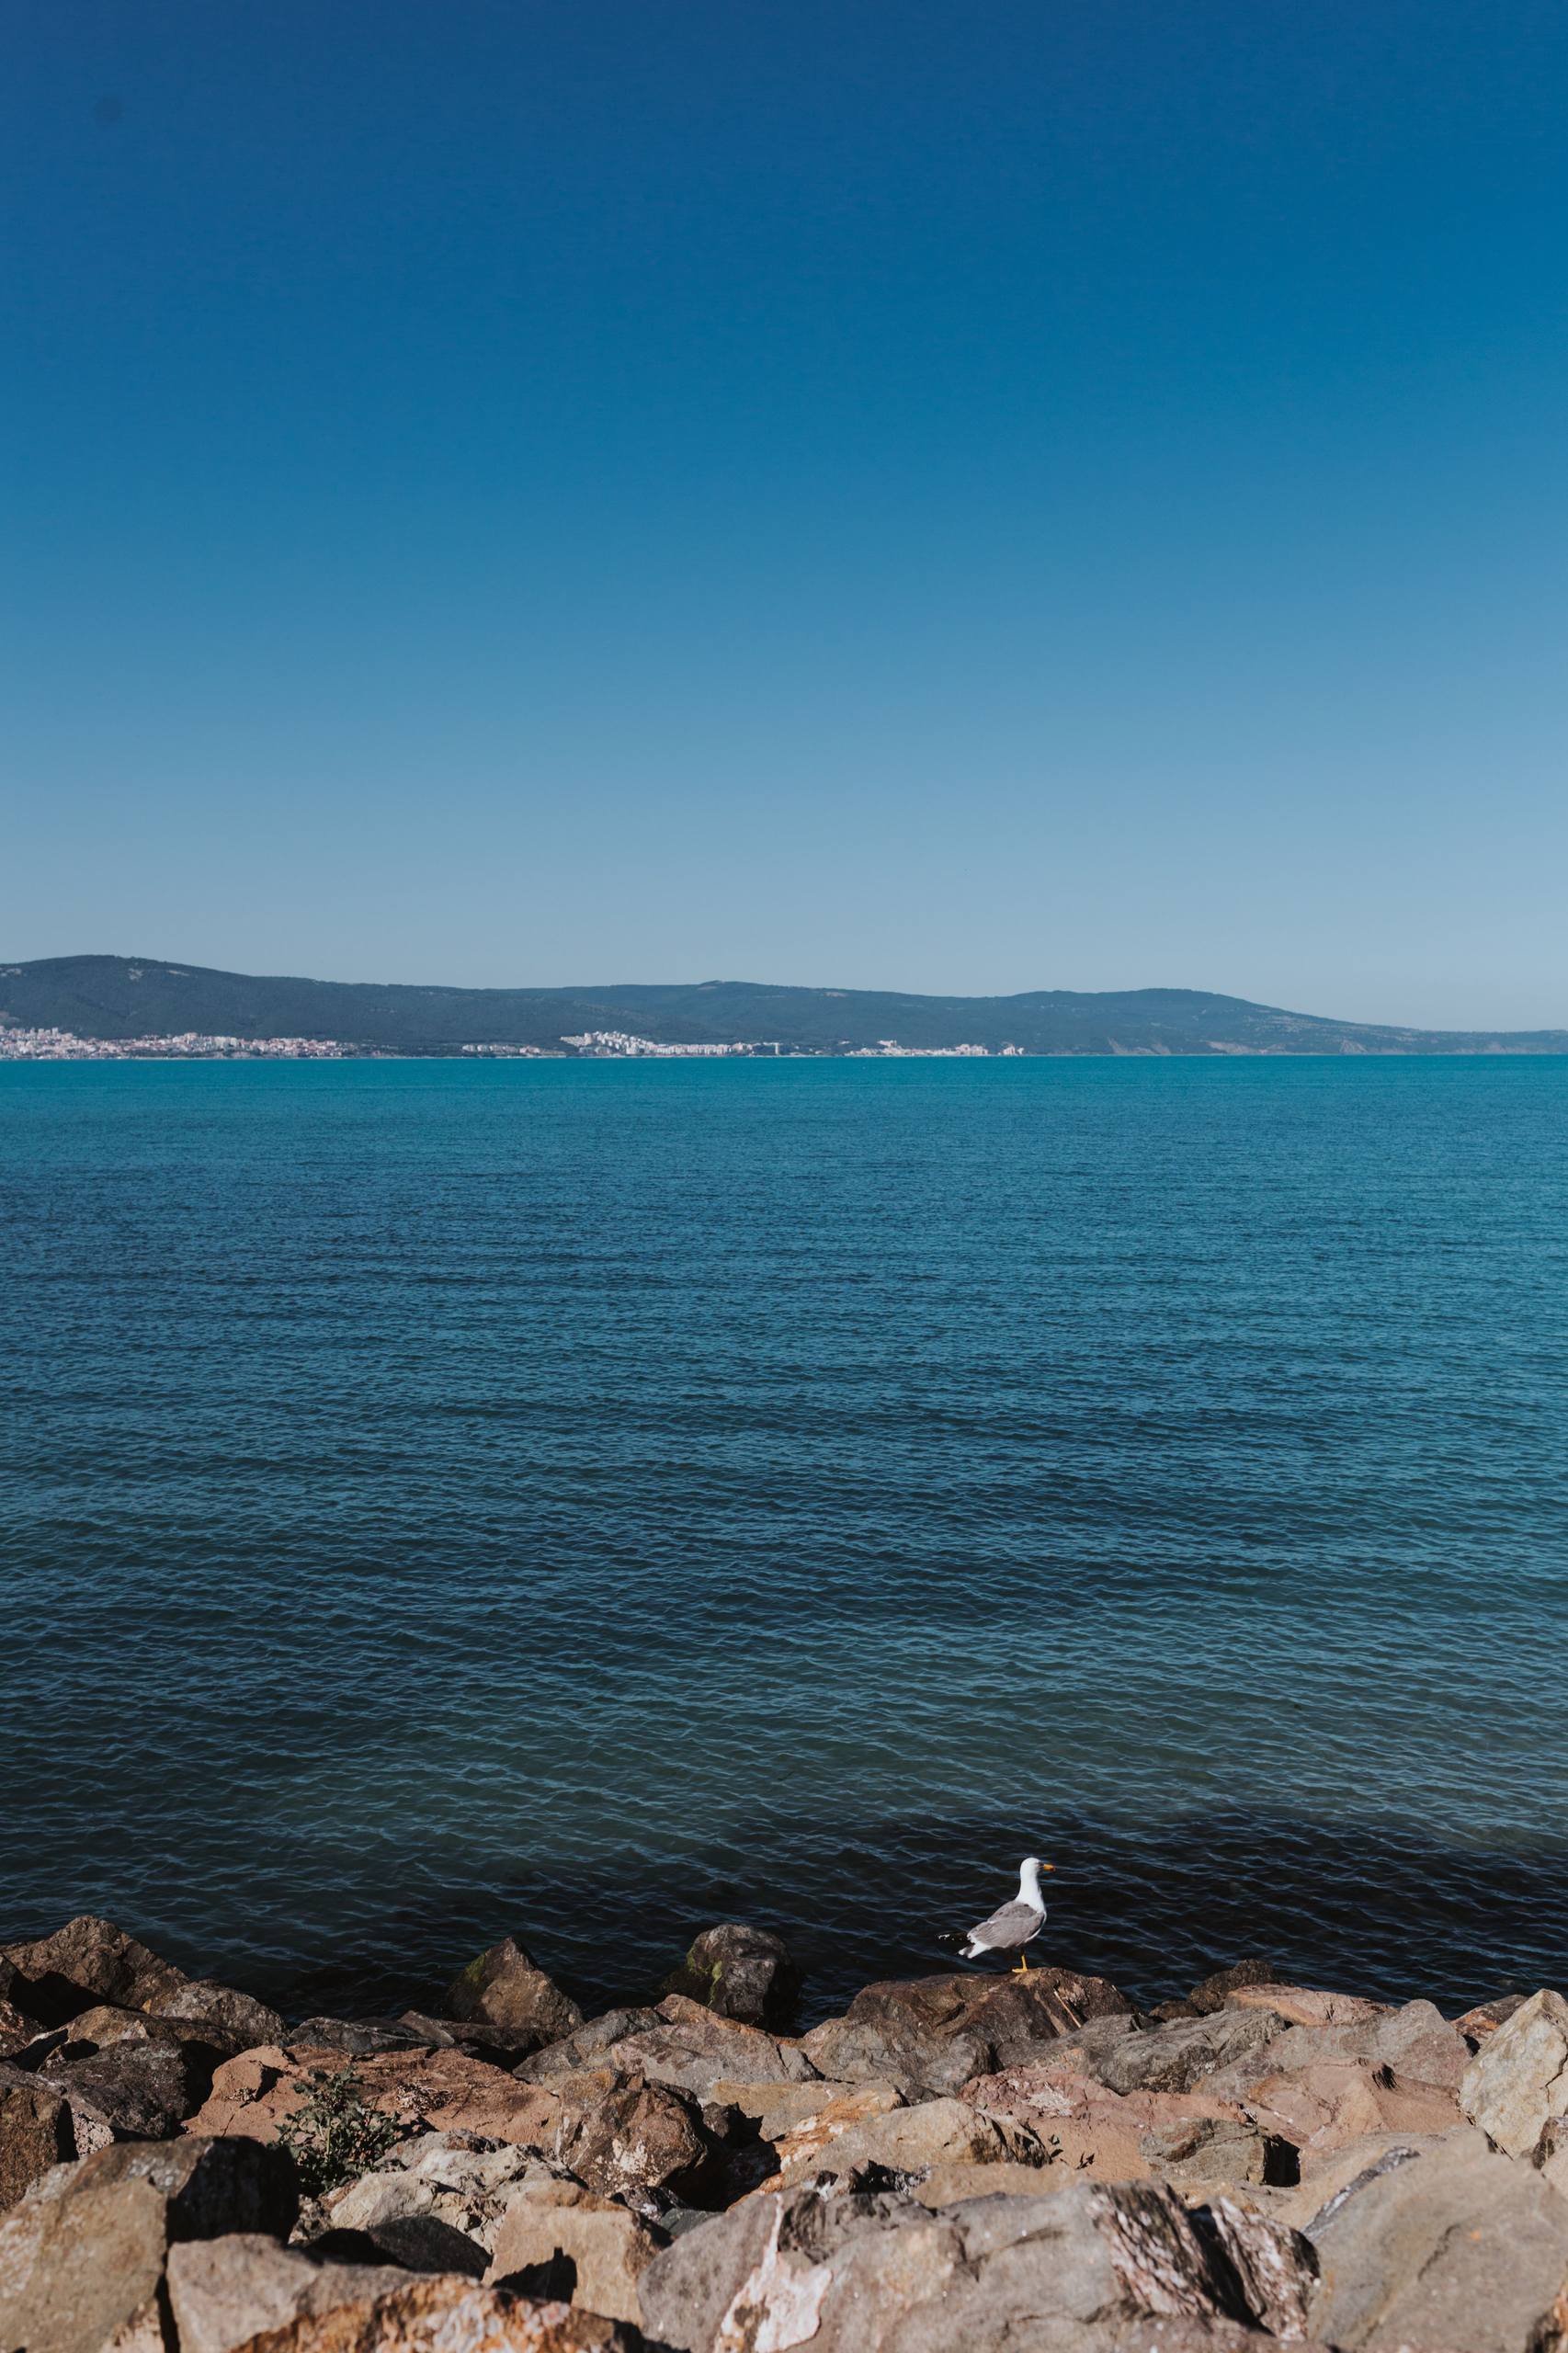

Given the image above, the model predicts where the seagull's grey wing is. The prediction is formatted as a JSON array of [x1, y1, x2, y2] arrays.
[[966, 1897, 1042, 1950]]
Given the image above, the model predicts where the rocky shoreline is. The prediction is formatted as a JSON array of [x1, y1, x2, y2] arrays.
[[3, 1914, 1566, 2352]]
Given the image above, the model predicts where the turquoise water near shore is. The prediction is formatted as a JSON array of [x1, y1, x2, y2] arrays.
[[2, 1055, 1565, 2019]]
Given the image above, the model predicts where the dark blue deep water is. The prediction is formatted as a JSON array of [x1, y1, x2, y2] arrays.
[[3, 1056, 1566, 2024]]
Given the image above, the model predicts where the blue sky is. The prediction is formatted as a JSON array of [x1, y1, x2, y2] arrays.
[[6, 0, 1568, 1025]]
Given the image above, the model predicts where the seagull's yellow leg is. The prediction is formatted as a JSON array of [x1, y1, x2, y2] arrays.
[[1012, 1952, 1029, 1975]]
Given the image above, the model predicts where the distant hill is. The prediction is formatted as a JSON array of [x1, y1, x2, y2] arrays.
[[3, 955, 1565, 1056]]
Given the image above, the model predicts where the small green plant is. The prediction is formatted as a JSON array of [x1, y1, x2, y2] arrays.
[[277, 2065, 401, 2199]]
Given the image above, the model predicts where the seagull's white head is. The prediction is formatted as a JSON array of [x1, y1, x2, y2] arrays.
[[1019, 1856, 1053, 1900]]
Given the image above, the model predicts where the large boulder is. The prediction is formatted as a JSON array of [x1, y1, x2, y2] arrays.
[[734, 2079, 905, 2181], [0, 2136, 297, 2353], [44, 2036, 214, 2143], [1200, 1997, 1469, 2169], [550, 2070, 715, 2209], [167, 2235, 412, 2353], [659, 1926, 801, 2031], [289, 2019, 435, 2057], [187, 2044, 562, 2154], [960, 2062, 1280, 2191], [1301, 2125, 1568, 2350], [399, 2012, 555, 2069], [767, 2093, 1049, 2190], [638, 2177, 1316, 2353], [223, 2273, 639, 2351], [544, 1997, 814, 2102], [445, 1941, 585, 2052], [1186, 1960, 1279, 2014], [315, 2132, 571, 2268], [517, 2013, 663, 2086], [0, 2062, 76, 2208], [154, 1980, 289, 2055], [1460, 1985, 1568, 2161], [1, 1917, 188, 2023], [1224, 1984, 1389, 2029], [801, 1969, 1131, 2098], [1091, 2006, 1284, 2097], [486, 2180, 665, 2324]]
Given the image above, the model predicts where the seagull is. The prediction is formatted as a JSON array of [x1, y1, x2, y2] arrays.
[[956, 1857, 1053, 1974]]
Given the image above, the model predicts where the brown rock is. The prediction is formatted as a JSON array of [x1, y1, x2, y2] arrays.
[[486, 2182, 663, 2324], [658, 1925, 800, 2031], [445, 1941, 585, 2051], [550, 2070, 711, 2206], [1138, 2114, 1277, 2188], [771, 2093, 1048, 2188], [1224, 1984, 1390, 2029], [750, 2081, 905, 2178], [233, 2275, 635, 2353], [1450, 1990, 1528, 2043], [0, 2061, 76, 2210], [801, 1968, 1131, 2098], [0, 1995, 45, 2059], [166, 2235, 412, 2353], [2, 1916, 188, 2021], [1187, 1960, 1278, 2014], [155, 1982, 289, 2055], [0, 2137, 297, 2353], [961, 2062, 1267, 2189], [1242, 2059, 1460, 2168], [912, 2158, 1072, 2207], [187, 2044, 562, 2152]]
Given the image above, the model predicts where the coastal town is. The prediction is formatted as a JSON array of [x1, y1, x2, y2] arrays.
[[3, 1021, 1028, 1062], [0, 1024, 350, 1061]]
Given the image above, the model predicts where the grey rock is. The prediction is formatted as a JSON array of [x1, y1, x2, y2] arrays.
[[398, 2012, 547, 2068], [289, 2017, 436, 2056], [517, 2011, 663, 2086], [1460, 1984, 1568, 2160], [1302, 2125, 1568, 2350], [1256, 1997, 1470, 2094], [659, 1925, 801, 2032], [801, 1968, 1131, 2099], [638, 2177, 1316, 2353], [317, 2129, 569, 2260], [578, 1997, 814, 2101], [1095, 2006, 1283, 2096], [445, 1938, 585, 2052], [154, 1981, 288, 2055], [43, 2037, 209, 2141], [166, 2235, 412, 2353]]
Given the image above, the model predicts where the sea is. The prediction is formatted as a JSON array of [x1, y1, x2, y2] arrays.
[[2, 1054, 1565, 2025]]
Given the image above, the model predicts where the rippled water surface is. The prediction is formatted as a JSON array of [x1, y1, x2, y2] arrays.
[[2, 1056, 1565, 2021]]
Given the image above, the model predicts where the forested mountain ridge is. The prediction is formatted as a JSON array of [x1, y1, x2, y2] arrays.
[[4, 955, 1564, 1054]]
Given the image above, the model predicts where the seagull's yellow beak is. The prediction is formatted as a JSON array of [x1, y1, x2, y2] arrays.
[[1041, 1862, 1055, 1872]]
